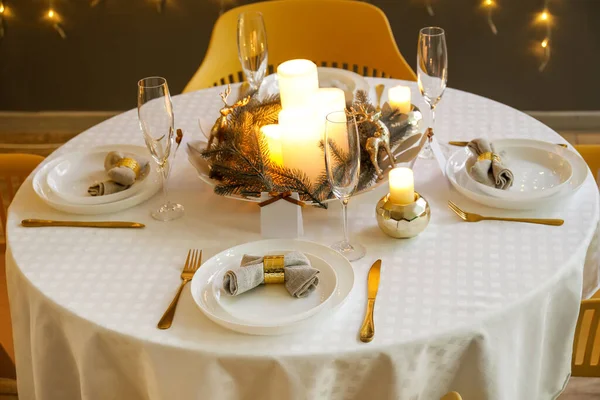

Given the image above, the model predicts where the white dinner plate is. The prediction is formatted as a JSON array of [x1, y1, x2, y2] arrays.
[[46, 150, 150, 205], [190, 239, 355, 335], [462, 144, 573, 201], [211, 252, 337, 326], [446, 139, 588, 210], [33, 145, 161, 215]]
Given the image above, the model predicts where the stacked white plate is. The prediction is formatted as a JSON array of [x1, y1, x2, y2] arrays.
[[190, 239, 355, 335], [33, 144, 161, 215], [446, 139, 588, 210]]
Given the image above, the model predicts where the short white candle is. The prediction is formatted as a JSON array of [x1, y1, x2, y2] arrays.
[[388, 85, 412, 115], [277, 59, 319, 109], [389, 167, 415, 205], [279, 108, 324, 184], [260, 124, 283, 166]]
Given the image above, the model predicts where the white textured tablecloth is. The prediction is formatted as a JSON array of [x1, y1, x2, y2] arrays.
[[6, 79, 600, 400]]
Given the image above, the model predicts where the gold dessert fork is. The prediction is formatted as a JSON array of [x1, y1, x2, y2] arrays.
[[447, 200, 564, 226], [157, 249, 202, 329]]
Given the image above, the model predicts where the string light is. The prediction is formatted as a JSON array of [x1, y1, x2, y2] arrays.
[[45, 4, 67, 39], [0, 1, 4, 41], [157, 0, 166, 13], [425, 0, 434, 16], [482, 0, 498, 35], [535, 1, 552, 71]]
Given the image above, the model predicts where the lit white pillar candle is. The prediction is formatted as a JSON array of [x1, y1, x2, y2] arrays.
[[260, 124, 283, 166], [389, 167, 415, 205], [279, 108, 324, 184], [313, 88, 347, 147], [277, 59, 319, 109], [388, 85, 412, 114]]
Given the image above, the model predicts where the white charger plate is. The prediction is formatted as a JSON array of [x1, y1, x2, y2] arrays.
[[211, 252, 337, 326], [446, 139, 587, 210], [190, 239, 355, 335], [463, 144, 573, 201], [46, 150, 150, 205], [33, 145, 161, 215]]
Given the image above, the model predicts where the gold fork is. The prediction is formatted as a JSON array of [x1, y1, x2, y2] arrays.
[[157, 249, 202, 329], [448, 140, 568, 149], [447, 200, 564, 226]]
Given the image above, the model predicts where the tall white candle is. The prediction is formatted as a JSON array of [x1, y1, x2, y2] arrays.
[[279, 108, 324, 184], [313, 88, 347, 148], [260, 124, 283, 166], [277, 59, 319, 109], [389, 167, 415, 205], [388, 85, 412, 114]]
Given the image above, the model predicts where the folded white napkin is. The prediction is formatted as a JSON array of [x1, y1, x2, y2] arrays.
[[223, 252, 320, 298]]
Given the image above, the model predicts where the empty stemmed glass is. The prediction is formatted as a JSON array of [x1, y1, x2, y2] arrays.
[[137, 77, 184, 221], [324, 111, 366, 261], [417, 26, 448, 159], [237, 11, 268, 93]]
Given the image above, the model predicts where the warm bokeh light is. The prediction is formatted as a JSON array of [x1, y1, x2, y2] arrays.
[[483, 0, 495, 7], [48, 9, 55, 18], [541, 38, 549, 48], [537, 10, 552, 23], [0, 4, 5, 14]]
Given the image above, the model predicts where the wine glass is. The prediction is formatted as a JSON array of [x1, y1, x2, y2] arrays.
[[237, 11, 268, 93], [417, 26, 448, 159], [324, 111, 366, 262], [137, 77, 184, 221]]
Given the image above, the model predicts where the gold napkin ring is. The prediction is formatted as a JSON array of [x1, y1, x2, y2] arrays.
[[477, 152, 501, 163], [263, 255, 285, 284], [115, 157, 141, 178]]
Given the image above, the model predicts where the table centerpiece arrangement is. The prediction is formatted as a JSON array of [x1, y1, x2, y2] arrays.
[[188, 59, 426, 208]]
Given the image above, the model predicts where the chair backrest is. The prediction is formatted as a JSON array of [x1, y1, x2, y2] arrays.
[[183, 0, 416, 92], [575, 144, 600, 184], [572, 298, 600, 377], [0, 154, 45, 239], [441, 392, 462, 400]]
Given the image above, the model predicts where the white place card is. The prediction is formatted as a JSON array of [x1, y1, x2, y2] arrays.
[[259, 192, 304, 239]]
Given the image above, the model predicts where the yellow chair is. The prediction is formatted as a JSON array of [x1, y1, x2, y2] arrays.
[[183, 0, 416, 92], [0, 154, 44, 244], [572, 298, 600, 377], [575, 145, 600, 183], [441, 392, 462, 400], [0, 154, 44, 367]]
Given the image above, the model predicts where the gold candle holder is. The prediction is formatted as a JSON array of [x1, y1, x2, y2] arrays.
[[375, 192, 431, 238]]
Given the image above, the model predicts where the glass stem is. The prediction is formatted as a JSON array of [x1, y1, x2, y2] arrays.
[[160, 162, 170, 206], [430, 106, 436, 138], [342, 198, 350, 244]]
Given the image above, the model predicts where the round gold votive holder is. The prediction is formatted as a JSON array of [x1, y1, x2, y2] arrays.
[[375, 192, 431, 239]]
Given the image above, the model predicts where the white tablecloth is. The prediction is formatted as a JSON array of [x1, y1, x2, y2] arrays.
[[6, 79, 600, 400]]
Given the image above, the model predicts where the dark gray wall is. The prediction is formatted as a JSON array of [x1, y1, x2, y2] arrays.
[[1, 0, 598, 111]]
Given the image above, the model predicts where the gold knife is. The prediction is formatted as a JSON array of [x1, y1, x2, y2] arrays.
[[360, 259, 382, 343], [21, 219, 145, 228], [449, 140, 568, 148]]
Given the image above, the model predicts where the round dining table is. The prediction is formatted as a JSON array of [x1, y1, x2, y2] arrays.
[[6, 78, 600, 400]]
